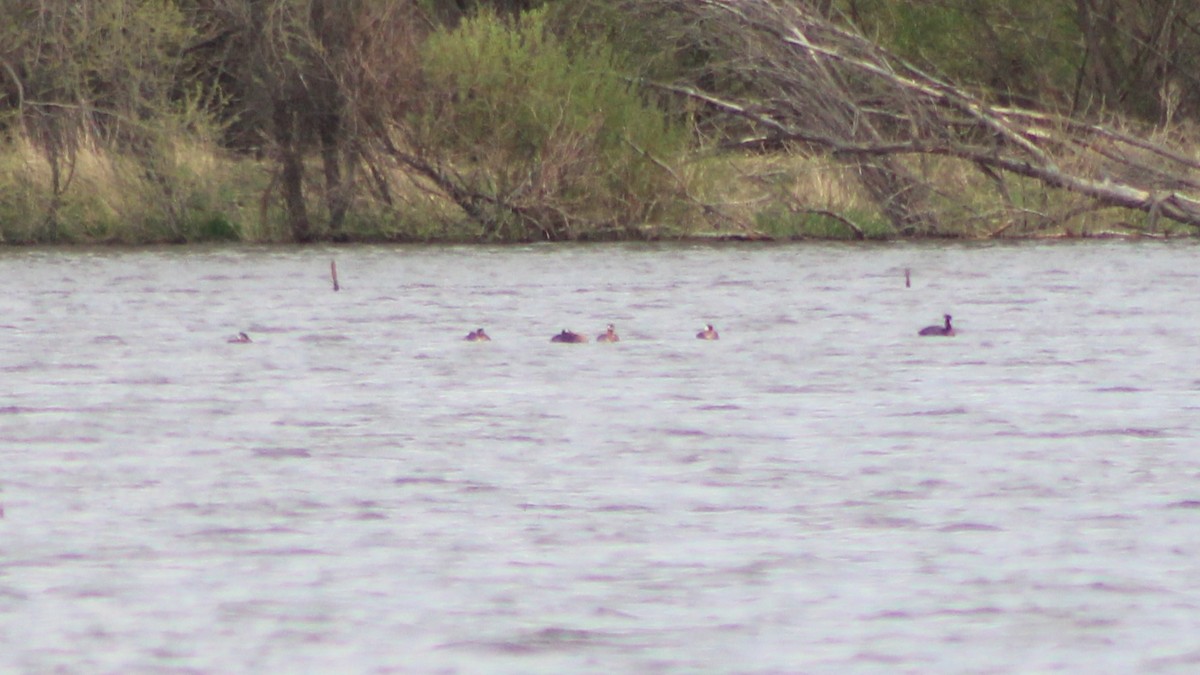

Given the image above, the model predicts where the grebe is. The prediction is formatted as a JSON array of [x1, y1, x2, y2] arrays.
[[696, 324, 719, 340], [551, 329, 588, 343], [228, 332, 252, 343], [918, 314, 955, 336], [465, 328, 491, 342], [596, 324, 619, 343]]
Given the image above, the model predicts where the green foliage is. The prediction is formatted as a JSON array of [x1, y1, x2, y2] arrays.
[[189, 214, 238, 241], [840, 0, 1081, 107], [414, 7, 691, 239], [2, 0, 1197, 244], [418, 0, 547, 22], [0, 156, 34, 243], [0, 0, 234, 243], [753, 204, 892, 241], [1, 0, 196, 138]]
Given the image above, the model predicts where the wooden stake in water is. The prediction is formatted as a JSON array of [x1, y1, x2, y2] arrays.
[[905, 268, 911, 288], [331, 259, 340, 292]]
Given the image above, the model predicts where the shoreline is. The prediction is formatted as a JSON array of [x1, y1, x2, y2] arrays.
[[0, 228, 1185, 250]]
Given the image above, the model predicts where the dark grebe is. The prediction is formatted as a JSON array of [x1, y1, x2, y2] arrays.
[[696, 324, 719, 340], [228, 332, 252, 344], [465, 328, 491, 342], [551, 329, 588, 343], [918, 314, 955, 336], [596, 324, 619, 343]]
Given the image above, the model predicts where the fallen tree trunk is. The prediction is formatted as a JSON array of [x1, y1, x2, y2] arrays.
[[635, 0, 1200, 233]]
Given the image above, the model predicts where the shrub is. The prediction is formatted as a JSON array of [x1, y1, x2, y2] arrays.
[[412, 7, 693, 240]]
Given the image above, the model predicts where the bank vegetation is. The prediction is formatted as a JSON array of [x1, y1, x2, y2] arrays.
[[2, 0, 1199, 244]]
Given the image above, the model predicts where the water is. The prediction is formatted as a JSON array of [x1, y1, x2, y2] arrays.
[[3, 241, 1200, 673]]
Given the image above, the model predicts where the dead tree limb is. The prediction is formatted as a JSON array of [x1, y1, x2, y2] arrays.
[[635, 0, 1200, 232]]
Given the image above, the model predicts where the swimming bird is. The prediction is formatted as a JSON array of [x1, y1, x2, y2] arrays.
[[464, 328, 491, 342], [596, 324, 619, 343], [696, 324, 719, 340], [918, 314, 955, 336], [228, 332, 252, 343], [551, 329, 588, 343]]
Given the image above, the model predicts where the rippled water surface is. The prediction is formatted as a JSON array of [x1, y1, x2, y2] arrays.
[[3, 242, 1200, 673]]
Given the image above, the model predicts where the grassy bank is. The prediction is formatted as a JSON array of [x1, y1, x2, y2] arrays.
[[0, 136, 258, 244], [2, 133, 1190, 245], [0, 135, 462, 245], [5, 2, 1196, 245]]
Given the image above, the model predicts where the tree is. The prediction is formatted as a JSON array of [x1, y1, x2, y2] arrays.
[[180, 0, 427, 241], [392, 8, 693, 240], [1071, 0, 1200, 124], [0, 0, 197, 238], [626, 0, 1200, 234], [839, 0, 1200, 125]]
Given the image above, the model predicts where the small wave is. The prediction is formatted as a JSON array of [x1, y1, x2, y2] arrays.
[[252, 447, 312, 458], [247, 547, 330, 557], [937, 522, 1002, 532], [66, 587, 118, 600], [932, 606, 1004, 617], [1098, 427, 1168, 438], [0, 405, 111, 416], [975, 296, 1040, 305], [460, 482, 499, 493], [299, 333, 350, 343], [0, 363, 43, 373], [112, 375, 174, 386], [1077, 512, 1136, 522], [763, 383, 830, 394], [594, 503, 654, 513], [309, 365, 351, 374], [1084, 581, 1165, 595], [353, 511, 388, 521], [442, 627, 626, 655], [1167, 499, 1200, 509], [995, 427, 1166, 439], [0, 587, 29, 601], [695, 403, 743, 411], [859, 515, 920, 529], [192, 526, 300, 538], [393, 476, 450, 486], [892, 406, 969, 417], [1146, 648, 1200, 669], [869, 489, 922, 500], [664, 427, 707, 437], [864, 609, 913, 620], [592, 606, 638, 619], [849, 650, 908, 665], [517, 502, 572, 511], [33, 362, 99, 371], [272, 418, 342, 429], [692, 503, 769, 513]]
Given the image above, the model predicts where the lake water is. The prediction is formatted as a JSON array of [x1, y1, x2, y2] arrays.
[[2, 241, 1200, 673]]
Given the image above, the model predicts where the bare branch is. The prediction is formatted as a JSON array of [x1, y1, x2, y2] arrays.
[[636, 0, 1200, 232]]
